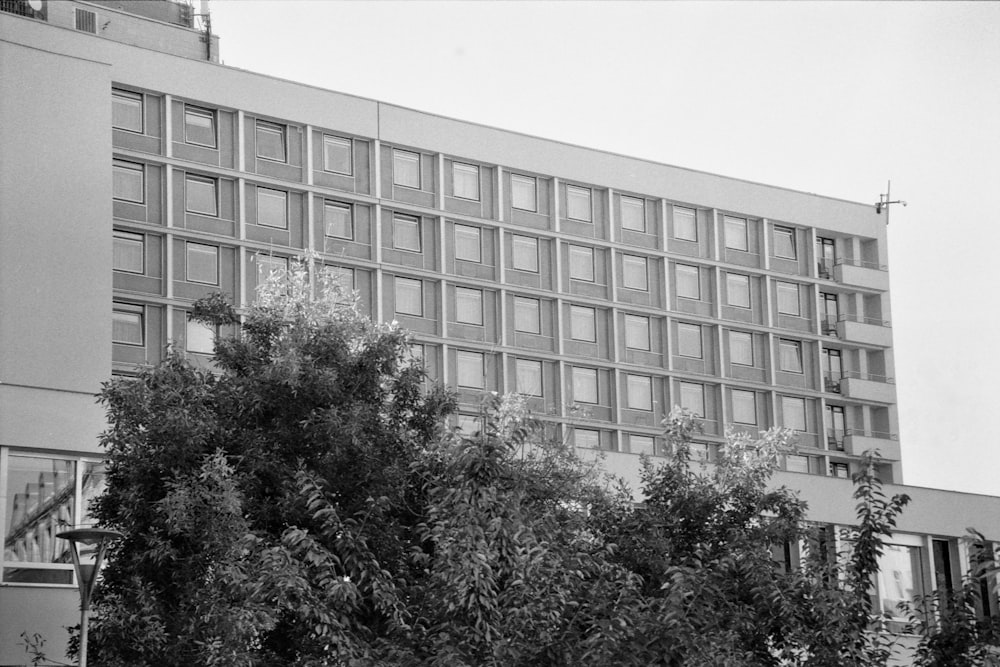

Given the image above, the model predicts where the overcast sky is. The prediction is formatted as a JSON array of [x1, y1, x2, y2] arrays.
[[208, 1, 1000, 496]]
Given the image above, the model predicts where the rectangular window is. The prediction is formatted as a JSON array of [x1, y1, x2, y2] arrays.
[[568, 245, 595, 282], [393, 149, 421, 189], [831, 462, 850, 478], [786, 455, 809, 474], [781, 396, 807, 432], [323, 265, 354, 292], [184, 105, 216, 148], [630, 434, 655, 456], [454, 224, 482, 263], [724, 216, 749, 251], [776, 281, 801, 316], [675, 264, 700, 299], [394, 277, 423, 316], [570, 305, 597, 342], [677, 322, 703, 358], [575, 428, 600, 449], [113, 231, 144, 274], [773, 226, 796, 259], [456, 350, 484, 388], [877, 545, 925, 620], [186, 319, 215, 354], [732, 389, 757, 425], [255, 120, 286, 162], [827, 404, 847, 447], [621, 196, 645, 232], [112, 89, 143, 133], [255, 255, 287, 287], [452, 162, 480, 200], [622, 255, 648, 291], [185, 174, 218, 216], [511, 174, 537, 211], [324, 201, 353, 239], [566, 185, 593, 222], [513, 296, 541, 334], [817, 237, 836, 278], [730, 331, 754, 366], [516, 359, 543, 397], [627, 374, 653, 411], [112, 160, 144, 203], [256, 187, 287, 229], [186, 242, 219, 285], [726, 273, 751, 308], [673, 206, 697, 241], [393, 214, 421, 252], [779, 339, 804, 373], [511, 235, 539, 273], [112, 303, 144, 345], [572, 367, 599, 404], [679, 382, 705, 417], [624, 314, 650, 350], [455, 287, 483, 326], [323, 135, 352, 175]]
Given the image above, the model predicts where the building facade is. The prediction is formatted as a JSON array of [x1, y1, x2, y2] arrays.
[[0, 1, 997, 663]]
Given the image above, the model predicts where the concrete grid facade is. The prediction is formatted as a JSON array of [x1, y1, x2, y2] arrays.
[[0, 1, 997, 663]]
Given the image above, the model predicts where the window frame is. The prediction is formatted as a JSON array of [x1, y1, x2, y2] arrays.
[[776, 281, 801, 316], [679, 382, 705, 417], [112, 89, 143, 133], [511, 235, 539, 273], [572, 366, 599, 404], [323, 265, 354, 292], [568, 245, 596, 282], [515, 358, 543, 397], [185, 241, 219, 285], [183, 104, 217, 148], [574, 428, 600, 450], [112, 302, 144, 346], [630, 434, 655, 456], [566, 184, 593, 222], [513, 296, 541, 334], [673, 206, 698, 242], [569, 305, 597, 343], [394, 277, 424, 317], [456, 350, 485, 389], [620, 195, 646, 232], [392, 149, 421, 189], [677, 322, 703, 358], [112, 231, 145, 274], [781, 396, 808, 432], [454, 224, 482, 263], [726, 273, 751, 309], [510, 174, 537, 212], [622, 254, 649, 291], [624, 314, 651, 351], [626, 374, 654, 411], [452, 162, 480, 201], [779, 339, 804, 373], [675, 264, 700, 300], [184, 173, 218, 217], [724, 216, 749, 252], [255, 255, 288, 288], [773, 225, 797, 260], [392, 214, 422, 253], [455, 287, 484, 326], [322, 134, 353, 175], [254, 120, 287, 163], [255, 186, 288, 229], [112, 159, 145, 204], [185, 318, 215, 355], [730, 330, 754, 366], [732, 389, 758, 425], [324, 201, 353, 240]]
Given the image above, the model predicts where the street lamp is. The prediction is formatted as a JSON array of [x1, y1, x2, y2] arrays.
[[56, 528, 122, 667]]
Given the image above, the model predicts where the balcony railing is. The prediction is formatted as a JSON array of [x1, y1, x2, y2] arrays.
[[839, 313, 891, 327], [840, 370, 894, 384], [837, 257, 888, 271]]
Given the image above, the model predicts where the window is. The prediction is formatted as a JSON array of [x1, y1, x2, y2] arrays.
[[112, 303, 143, 345], [621, 196, 645, 232], [184, 105, 216, 148], [673, 206, 697, 241], [452, 162, 480, 200], [776, 281, 801, 316], [773, 226, 796, 259], [677, 322, 702, 358], [679, 382, 705, 417], [255, 120, 286, 162], [827, 404, 846, 447], [513, 296, 541, 334], [830, 462, 849, 478], [630, 435, 655, 455], [255, 255, 287, 287], [572, 367, 598, 404], [186, 242, 218, 285], [622, 255, 648, 291], [185, 174, 217, 216], [786, 455, 809, 474], [393, 214, 421, 252], [324, 202, 353, 239], [186, 318, 215, 354], [820, 292, 839, 328], [393, 150, 421, 189], [726, 273, 751, 308], [732, 390, 757, 425], [823, 348, 843, 390], [516, 359, 542, 396], [454, 225, 481, 263], [575, 428, 600, 449], [113, 231, 144, 274], [566, 185, 592, 222], [569, 305, 596, 342], [112, 160, 144, 203], [112, 89, 143, 133], [2, 455, 106, 584], [627, 374, 653, 411], [256, 187, 287, 229], [724, 216, 749, 251], [457, 414, 482, 434], [394, 277, 423, 316], [456, 350, 484, 388], [877, 545, 925, 620], [511, 174, 536, 211], [781, 396, 807, 432], [624, 314, 650, 350], [323, 135, 352, 175], [323, 265, 354, 292], [779, 339, 804, 373], [675, 264, 700, 299], [568, 245, 595, 282], [455, 287, 483, 326], [730, 331, 754, 366], [817, 237, 836, 278], [511, 235, 539, 273]]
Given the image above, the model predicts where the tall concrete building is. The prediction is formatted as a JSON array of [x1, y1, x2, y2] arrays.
[[1, 1, 997, 662]]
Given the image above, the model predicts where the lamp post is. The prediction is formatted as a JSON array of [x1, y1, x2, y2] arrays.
[[56, 528, 122, 667]]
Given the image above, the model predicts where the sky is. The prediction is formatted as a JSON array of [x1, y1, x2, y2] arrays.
[[208, 1, 1000, 496]]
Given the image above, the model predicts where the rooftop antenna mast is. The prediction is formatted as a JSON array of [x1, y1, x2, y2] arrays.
[[193, 0, 212, 61], [875, 180, 907, 224]]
